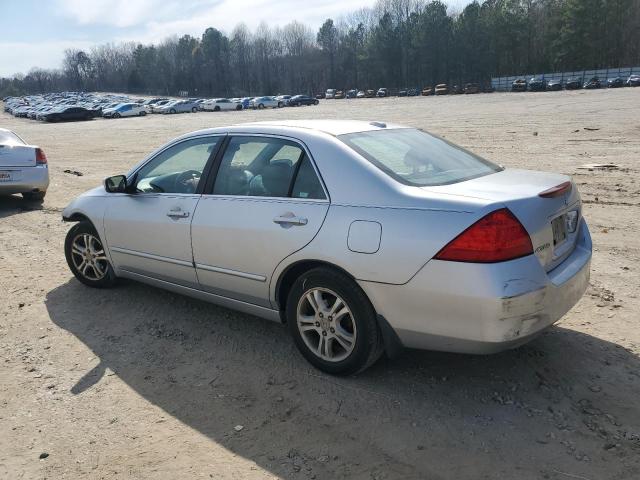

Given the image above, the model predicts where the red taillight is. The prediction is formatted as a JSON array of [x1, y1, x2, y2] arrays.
[[434, 208, 533, 263], [538, 181, 571, 198], [35, 148, 47, 165]]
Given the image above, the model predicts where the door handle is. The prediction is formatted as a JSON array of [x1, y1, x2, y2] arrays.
[[273, 213, 308, 226], [166, 209, 190, 219]]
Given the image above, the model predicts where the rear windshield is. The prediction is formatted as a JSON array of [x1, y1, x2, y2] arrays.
[[0, 130, 25, 145], [339, 128, 502, 186]]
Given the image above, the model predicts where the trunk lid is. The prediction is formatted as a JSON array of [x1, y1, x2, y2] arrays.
[[0, 144, 36, 167], [424, 169, 582, 271]]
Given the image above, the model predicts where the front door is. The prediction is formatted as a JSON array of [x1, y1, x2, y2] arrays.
[[191, 135, 329, 307], [104, 135, 223, 287]]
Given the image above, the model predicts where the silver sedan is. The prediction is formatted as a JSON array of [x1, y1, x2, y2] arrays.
[[62, 120, 591, 375], [0, 128, 49, 201]]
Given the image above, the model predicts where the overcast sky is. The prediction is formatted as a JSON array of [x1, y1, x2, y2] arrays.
[[0, 0, 472, 77]]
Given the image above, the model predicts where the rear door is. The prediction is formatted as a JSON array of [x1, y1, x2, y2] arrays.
[[191, 135, 330, 307]]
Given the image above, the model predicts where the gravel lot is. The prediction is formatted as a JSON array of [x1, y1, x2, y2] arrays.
[[1, 89, 639, 480]]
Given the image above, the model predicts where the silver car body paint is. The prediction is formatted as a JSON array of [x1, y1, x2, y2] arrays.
[[0, 128, 49, 195], [63, 120, 591, 354]]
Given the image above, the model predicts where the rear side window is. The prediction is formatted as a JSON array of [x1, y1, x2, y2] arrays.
[[0, 130, 25, 145], [292, 156, 326, 199], [339, 128, 502, 186]]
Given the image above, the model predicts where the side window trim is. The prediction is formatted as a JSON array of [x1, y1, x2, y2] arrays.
[[127, 134, 226, 196], [202, 133, 330, 202]]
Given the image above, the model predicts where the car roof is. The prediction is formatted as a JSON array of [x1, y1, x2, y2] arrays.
[[232, 120, 408, 136]]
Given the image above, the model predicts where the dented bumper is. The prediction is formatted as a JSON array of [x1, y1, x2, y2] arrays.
[[359, 218, 592, 354]]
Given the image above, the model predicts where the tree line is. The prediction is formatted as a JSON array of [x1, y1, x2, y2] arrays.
[[2, 0, 639, 98]]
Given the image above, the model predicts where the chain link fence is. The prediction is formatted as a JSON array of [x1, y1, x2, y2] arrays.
[[491, 66, 640, 91]]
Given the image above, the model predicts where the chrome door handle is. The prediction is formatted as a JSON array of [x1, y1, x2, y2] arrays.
[[273, 214, 308, 226], [166, 210, 190, 219]]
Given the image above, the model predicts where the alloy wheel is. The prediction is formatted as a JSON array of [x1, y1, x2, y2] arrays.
[[70, 233, 109, 281], [297, 288, 357, 362]]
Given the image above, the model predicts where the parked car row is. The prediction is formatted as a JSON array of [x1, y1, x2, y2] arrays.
[[3, 91, 322, 123], [511, 75, 640, 92], [322, 83, 492, 99]]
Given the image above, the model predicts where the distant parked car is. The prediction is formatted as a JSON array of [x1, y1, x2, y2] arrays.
[[397, 89, 408, 97], [377, 88, 389, 98], [511, 79, 527, 92], [528, 77, 546, 92], [365, 89, 375, 98], [607, 77, 625, 88], [627, 75, 640, 87], [464, 83, 480, 94], [407, 88, 418, 96], [565, 78, 582, 90], [0, 128, 49, 201], [450, 85, 464, 94], [583, 77, 602, 89], [275, 95, 293, 106], [159, 100, 200, 114], [421, 86, 432, 96], [434, 84, 448, 95], [103, 103, 146, 118], [547, 79, 562, 91], [288, 95, 319, 106], [356, 90, 366, 98], [148, 99, 171, 113], [345, 89, 357, 99], [335, 90, 345, 99], [42, 106, 94, 122], [202, 98, 243, 111], [325, 89, 336, 99], [250, 96, 283, 109]]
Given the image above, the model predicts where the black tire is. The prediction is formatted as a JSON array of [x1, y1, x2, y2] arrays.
[[192, 107, 198, 113], [258, 103, 264, 109], [278, 102, 283, 108], [113, 112, 121, 118], [170, 108, 176, 114], [314, 100, 319, 105], [286, 267, 384, 375], [214, 106, 220, 112], [236, 104, 242, 110], [22, 191, 46, 201], [64, 221, 117, 289], [139, 110, 146, 116]]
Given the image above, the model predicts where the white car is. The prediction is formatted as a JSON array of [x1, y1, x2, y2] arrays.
[[103, 103, 147, 118], [249, 96, 283, 109], [201, 98, 243, 112], [0, 128, 49, 201]]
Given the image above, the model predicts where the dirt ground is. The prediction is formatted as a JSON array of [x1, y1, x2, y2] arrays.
[[1, 89, 639, 480]]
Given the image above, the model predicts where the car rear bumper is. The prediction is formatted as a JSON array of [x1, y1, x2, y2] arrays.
[[359, 218, 592, 354], [0, 165, 49, 194]]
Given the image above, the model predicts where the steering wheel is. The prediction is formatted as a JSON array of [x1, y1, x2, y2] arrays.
[[174, 170, 201, 193]]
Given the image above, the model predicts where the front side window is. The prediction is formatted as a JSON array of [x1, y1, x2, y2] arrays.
[[213, 136, 325, 199], [134, 137, 220, 194], [339, 128, 502, 186]]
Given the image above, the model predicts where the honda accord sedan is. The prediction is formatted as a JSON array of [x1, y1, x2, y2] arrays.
[[62, 120, 592, 375]]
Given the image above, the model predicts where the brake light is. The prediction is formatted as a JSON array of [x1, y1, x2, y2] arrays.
[[35, 148, 47, 165], [434, 208, 533, 263], [538, 181, 571, 198]]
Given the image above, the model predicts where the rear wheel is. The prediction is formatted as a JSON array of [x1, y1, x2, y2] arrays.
[[286, 267, 384, 375], [314, 100, 319, 105], [22, 191, 46, 201], [192, 107, 198, 113], [170, 108, 176, 114], [113, 112, 121, 118], [139, 110, 146, 116], [214, 106, 220, 112], [64, 221, 117, 288], [258, 103, 264, 109], [236, 104, 242, 110]]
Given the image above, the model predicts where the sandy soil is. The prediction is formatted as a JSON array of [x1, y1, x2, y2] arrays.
[[1, 89, 639, 480]]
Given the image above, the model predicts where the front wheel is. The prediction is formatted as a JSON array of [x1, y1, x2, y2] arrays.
[[286, 268, 383, 375], [192, 107, 198, 113], [113, 112, 121, 118], [170, 108, 176, 114], [314, 100, 319, 105], [258, 103, 264, 109], [139, 110, 146, 116], [65, 221, 117, 288]]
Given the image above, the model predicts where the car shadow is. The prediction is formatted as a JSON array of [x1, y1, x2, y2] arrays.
[[45, 279, 640, 479], [0, 194, 44, 219]]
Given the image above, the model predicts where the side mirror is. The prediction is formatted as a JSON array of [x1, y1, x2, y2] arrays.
[[104, 175, 128, 193]]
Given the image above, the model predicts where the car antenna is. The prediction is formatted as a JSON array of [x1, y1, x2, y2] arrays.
[[369, 121, 386, 128]]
